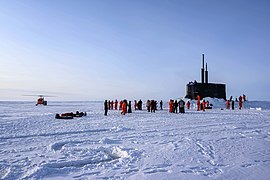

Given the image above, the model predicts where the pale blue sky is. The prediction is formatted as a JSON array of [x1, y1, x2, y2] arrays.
[[0, 0, 269, 101]]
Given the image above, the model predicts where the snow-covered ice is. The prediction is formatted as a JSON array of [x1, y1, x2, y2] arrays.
[[0, 100, 270, 179]]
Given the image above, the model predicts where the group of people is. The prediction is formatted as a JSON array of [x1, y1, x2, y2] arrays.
[[104, 99, 164, 116], [168, 99, 185, 113], [146, 100, 158, 112], [226, 94, 247, 110], [195, 95, 211, 111], [104, 99, 131, 116], [104, 94, 247, 116]]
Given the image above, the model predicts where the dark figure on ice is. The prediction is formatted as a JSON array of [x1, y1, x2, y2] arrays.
[[128, 101, 132, 113], [150, 100, 156, 113], [154, 101, 157, 111], [243, 94, 247, 102], [174, 100, 178, 113], [146, 100, 150, 112], [138, 99, 143, 110], [108, 100, 111, 110], [115, 100, 118, 110], [160, 100, 163, 110], [232, 100, 235, 110], [104, 100, 108, 116], [179, 99, 185, 113]]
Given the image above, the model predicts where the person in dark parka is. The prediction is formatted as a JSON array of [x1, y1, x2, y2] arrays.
[[104, 100, 108, 116], [128, 101, 132, 113], [160, 100, 163, 110], [179, 99, 185, 113], [174, 100, 178, 113], [232, 100, 235, 110], [138, 99, 143, 110]]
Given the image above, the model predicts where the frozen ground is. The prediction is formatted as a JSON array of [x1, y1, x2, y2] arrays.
[[0, 100, 270, 179]]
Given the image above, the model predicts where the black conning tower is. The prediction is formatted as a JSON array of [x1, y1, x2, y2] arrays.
[[185, 54, 226, 100], [201, 54, 205, 83]]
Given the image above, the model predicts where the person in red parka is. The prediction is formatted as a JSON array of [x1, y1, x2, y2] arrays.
[[239, 96, 243, 109], [119, 100, 123, 110], [134, 100, 137, 110], [186, 101, 190, 109], [226, 100, 230, 109]]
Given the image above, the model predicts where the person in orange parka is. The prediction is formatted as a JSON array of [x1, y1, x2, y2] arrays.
[[121, 100, 127, 115], [134, 100, 137, 110], [186, 101, 190, 109], [202, 100, 206, 112], [115, 100, 118, 110], [119, 100, 123, 110], [197, 95, 201, 111]]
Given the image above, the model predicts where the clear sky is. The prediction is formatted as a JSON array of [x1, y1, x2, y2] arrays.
[[0, 0, 270, 101]]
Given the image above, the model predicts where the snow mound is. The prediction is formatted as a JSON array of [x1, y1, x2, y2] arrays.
[[110, 147, 129, 159]]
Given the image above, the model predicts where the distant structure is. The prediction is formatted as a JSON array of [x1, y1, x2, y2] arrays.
[[185, 54, 226, 100]]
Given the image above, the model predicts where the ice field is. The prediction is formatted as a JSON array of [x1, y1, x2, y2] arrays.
[[0, 100, 270, 179]]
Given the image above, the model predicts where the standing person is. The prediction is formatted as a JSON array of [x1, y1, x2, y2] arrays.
[[134, 100, 137, 110], [150, 100, 154, 113], [104, 100, 108, 116], [146, 100, 150, 112], [186, 101, 190, 109], [239, 96, 243, 110], [202, 100, 206, 112], [179, 99, 185, 113], [110, 100, 114, 110], [137, 99, 142, 110], [243, 94, 247, 102], [174, 100, 178, 113], [169, 99, 173, 113], [206, 101, 210, 108], [108, 100, 111, 110], [160, 100, 163, 110], [115, 100, 118, 110], [121, 100, 127, 115], [226, 100, 230, 109], [128, 101, 132, 113], [232, 100, 235, 110], [197, 95, 201, 111]]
